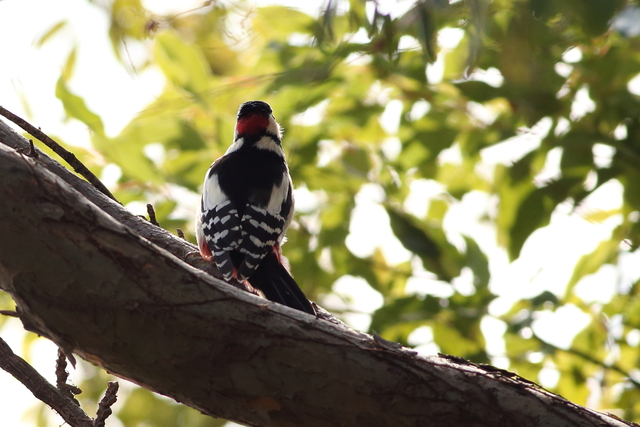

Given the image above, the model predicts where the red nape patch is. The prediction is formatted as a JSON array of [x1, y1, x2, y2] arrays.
[[236, 114, 269, 137]]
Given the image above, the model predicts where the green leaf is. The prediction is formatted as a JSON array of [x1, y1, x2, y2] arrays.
[[455, 81, 502, 103], [403, 0, 448, 63], [154, 31, 210, 98], [109, 0, 148, 44], [582, 209, 622, 224], [505, 330, 542, 356], [91, 111, 185, 184], [386, 206, 462, 281], [388, 208, 440, 256], [565, 230, 622, 297], [569, 0, 626, 36], [622, 168, 640, 213], [62, 46, 77, 81], [463, 236, 490, 288], [508, 190, 545, 260], [35, 21, 67, 47], [254, 6, 315, 42], [559, 132, 595, 179], [55, 76, 105, 136], [164, 150, 211, 191], [341, 145, 371, 174], [370, 295, 442, 334], [437, 160, 489, 199], [94, 135, 162, 185], [433, 322, 484, 358]]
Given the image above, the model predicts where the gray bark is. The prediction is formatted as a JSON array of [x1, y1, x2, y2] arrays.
[[0, 120, 633, 427]]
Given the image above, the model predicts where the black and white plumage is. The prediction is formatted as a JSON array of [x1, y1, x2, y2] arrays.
[[196, 101, 315, 315]]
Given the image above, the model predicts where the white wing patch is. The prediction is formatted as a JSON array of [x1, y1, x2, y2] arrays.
[[267, 173, 291, 214], [202, 172, 228, 210]]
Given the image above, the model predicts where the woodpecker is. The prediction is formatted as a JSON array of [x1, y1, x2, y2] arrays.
[[196, 101, 315, 315]]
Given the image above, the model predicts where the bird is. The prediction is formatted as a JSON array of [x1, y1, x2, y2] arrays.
[[195, 100, 315, 315]]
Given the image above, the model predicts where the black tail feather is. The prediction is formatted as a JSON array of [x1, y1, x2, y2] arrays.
[[249, 252, 315, 315]]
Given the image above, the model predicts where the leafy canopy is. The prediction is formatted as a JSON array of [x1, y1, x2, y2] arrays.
[[5, 0, 640, 424]]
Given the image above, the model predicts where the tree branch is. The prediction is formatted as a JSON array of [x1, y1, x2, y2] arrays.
[[0, 337, 94, 427], [0, 119, 635, 426], [94, 382, 119, 427], [56, 349, 82, 404], [146, 203, 160, 227], [0, 106, 118, 203], [0, 310, 19, 317]]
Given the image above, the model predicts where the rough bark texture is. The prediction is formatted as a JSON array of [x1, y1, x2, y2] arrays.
[[0, 120, 635, 427]]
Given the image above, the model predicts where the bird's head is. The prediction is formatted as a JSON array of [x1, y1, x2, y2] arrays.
[[235, 101, 280, 140]]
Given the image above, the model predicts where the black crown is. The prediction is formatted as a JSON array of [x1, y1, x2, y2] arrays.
[[237, 101, 272, 119]]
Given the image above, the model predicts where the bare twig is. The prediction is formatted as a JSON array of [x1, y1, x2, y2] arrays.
[[0, 337, 93, 427], [55, 349, 69, 390], [146, 203, 159, 226], [0, 106, 119, 204], [94, 381, 119, 427], [18, 139, 38, 158], [56, 349, 81, 405], [533, 333, 640, 389], [0, 310, 18, 317], [176, 228, 186, 240]]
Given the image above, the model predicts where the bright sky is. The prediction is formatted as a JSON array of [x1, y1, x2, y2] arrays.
[[1, 0, 639, 425]]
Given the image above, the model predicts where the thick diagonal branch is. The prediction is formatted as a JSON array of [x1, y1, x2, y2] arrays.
[[0, 122, 634, 426]]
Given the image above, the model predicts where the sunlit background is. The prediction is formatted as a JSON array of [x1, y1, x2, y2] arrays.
[[2, 0, 640, 425]]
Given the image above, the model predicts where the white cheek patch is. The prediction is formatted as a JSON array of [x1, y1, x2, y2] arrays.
[[255, 136, 285, 156], [267, 116, 282, 138]]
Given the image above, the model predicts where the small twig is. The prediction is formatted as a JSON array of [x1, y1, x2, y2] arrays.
[[146, 203, 159, 226], [176, 228, 186, 240], [0, 310, 18, 317], [56, 349, 81, 405], [533, 333, 640, 388], [0, 337, 93, 427], [94, 381, 119, 427], [0, 106, 119, 204], [18, 139, 38, 158], [55, 349, 69, 390]]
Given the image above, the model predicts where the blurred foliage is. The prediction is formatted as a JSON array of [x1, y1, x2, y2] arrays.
[[6, 0, 640, 425]]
